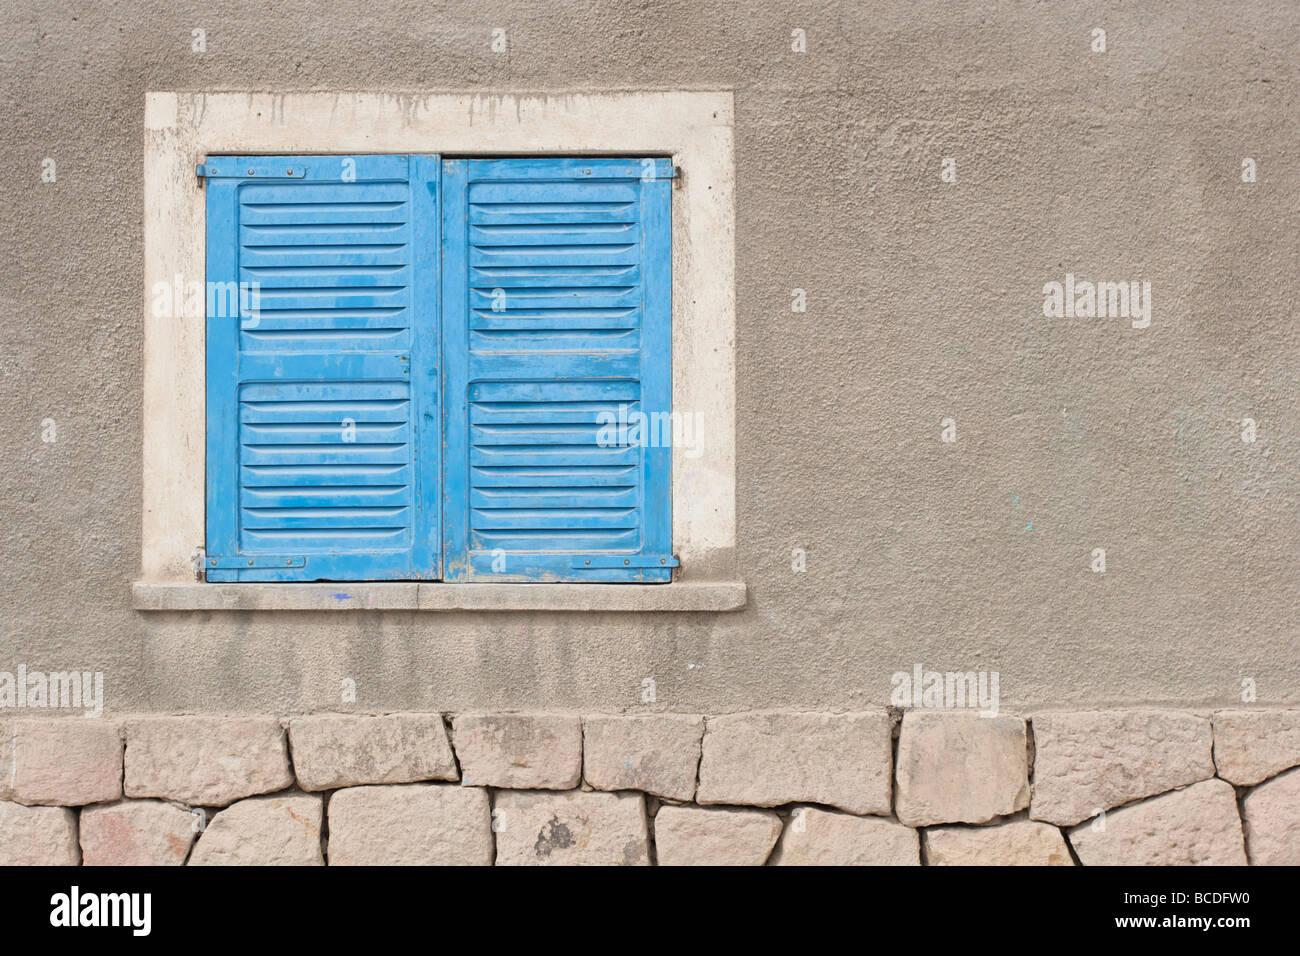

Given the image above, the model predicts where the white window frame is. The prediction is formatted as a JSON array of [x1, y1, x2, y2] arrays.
[[135, 91, 741, 611]]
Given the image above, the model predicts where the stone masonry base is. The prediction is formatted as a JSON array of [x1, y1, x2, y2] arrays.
[[1, 709, 1296, 865]]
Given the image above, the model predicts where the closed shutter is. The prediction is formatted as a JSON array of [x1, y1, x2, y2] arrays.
[[440, 158, 676, 582], [203, 155, 441, 581]]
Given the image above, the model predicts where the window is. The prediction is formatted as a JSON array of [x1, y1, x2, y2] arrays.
[[136, 91, 741, 611], [202, 154, 675, 583]]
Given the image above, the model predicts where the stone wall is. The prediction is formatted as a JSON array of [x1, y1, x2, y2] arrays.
[[1, 709, 1295, 865]]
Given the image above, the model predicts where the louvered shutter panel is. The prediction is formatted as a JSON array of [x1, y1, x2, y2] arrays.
[[204, 155, 441, 582], [441, 158, 676, 582]]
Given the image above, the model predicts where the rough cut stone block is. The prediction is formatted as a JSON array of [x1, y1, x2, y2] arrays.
[[771, 807, 919, 865], [894, 712, 1029, 826], [0, 719, 122, 806], [327, 784, 492, 866], [1068, 779, 1246, 866], [494, 790, 648, 866], [924, 820, 1073, 866], [583, 714, 704, 801], [290, 713, 458, 791], [1213, 710, 1300, 786], [80, 800, 197, 866], [450, 713, 581, 790], [696, 711, 892, 815], [188, 792, 323, 866], [1030, 710, 1213, 826], [0, 801, 79, 865], [125, 716, 293, 807], [654, 805, 782, 866], [1241, 767, 1300, 866]]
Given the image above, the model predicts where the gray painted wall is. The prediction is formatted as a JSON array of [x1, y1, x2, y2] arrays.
[[1, 0, 1296, 715]]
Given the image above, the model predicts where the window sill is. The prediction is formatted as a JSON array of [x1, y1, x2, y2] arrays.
[[131, 580, 747, 613]]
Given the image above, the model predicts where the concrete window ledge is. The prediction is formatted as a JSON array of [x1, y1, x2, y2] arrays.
[[132, 581, 747, 613]]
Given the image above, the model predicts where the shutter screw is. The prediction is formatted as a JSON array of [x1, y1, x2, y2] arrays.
[[285, 559, 293, 566], [623, 559, 630, 565], [247, 168, 255, 175], [584, 560, 591, 566], [286, 169, 294, 176], [209, 559, 217, 567], [659, 558, 665, 565], [209, 167, 218, 175], [248, 559, 254, 566]]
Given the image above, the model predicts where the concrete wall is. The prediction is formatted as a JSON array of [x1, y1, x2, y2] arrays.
[[1, 0, 1296, 716]]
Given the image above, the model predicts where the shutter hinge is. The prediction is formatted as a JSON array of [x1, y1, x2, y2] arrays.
[[197, 163, 308, 180], [205, 555, 307, 569], [573, 555, 679, 569], [637, 160, 677, 181]]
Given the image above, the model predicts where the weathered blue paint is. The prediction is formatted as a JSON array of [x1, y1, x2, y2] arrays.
[[409, 154, 443, 579], [441, 158, 675, 582], [206, 154, 673, 583], [204, 154, 441, 582]]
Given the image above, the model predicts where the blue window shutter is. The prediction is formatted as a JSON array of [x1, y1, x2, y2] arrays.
[[204, 155, 441, 581], [441, 158, 676, 582]]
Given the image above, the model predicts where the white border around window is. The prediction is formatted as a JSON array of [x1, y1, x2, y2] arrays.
[[136, 90, 740, 610]]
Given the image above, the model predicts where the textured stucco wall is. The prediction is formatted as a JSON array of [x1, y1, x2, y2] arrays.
[[0, 0, 1296, 716]]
